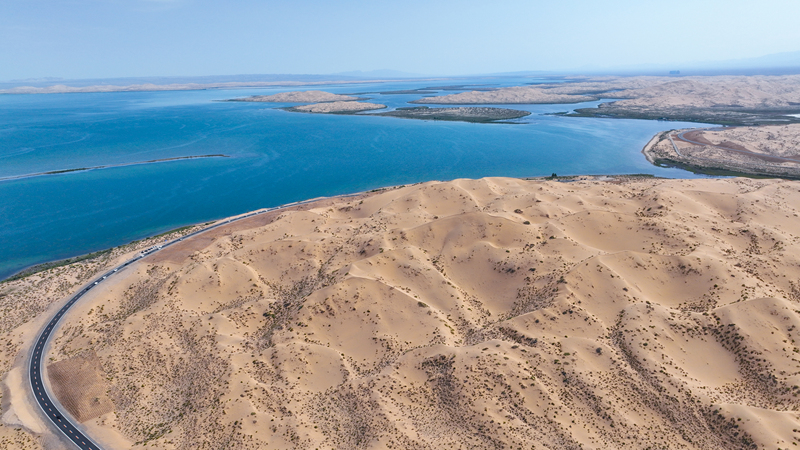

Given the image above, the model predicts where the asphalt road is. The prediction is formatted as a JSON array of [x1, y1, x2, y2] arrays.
[[27, 193, 361, 449]]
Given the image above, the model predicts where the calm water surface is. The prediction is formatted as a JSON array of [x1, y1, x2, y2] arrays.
[[0, 78, 707, 279]]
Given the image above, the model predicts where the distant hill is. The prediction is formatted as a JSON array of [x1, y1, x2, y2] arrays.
[[569, 50, 800, 77], [334, 69, 426, 78], [0, 73, 364, 90]]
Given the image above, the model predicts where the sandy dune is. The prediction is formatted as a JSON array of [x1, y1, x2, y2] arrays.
[[417, 76, 800, 125], [230, 91, 359, 103], [609, 76, 800, 109], [645, 124, 800, 178], [694, 124, 800, 159], [411, 86, 598, 104], [15, 176, 798, 449], [0, 224, 211, 449]]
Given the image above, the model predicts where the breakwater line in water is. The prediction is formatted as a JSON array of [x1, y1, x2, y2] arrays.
[[0, 154, 229, 182]]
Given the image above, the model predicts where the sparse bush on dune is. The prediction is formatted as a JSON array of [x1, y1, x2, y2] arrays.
[[25, 176, 800, 449]]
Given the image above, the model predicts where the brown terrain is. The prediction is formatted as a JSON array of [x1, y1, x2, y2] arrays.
[[47, 351, 114, 422], [6, 176, 800, 449], [643, 124, 800, 178]]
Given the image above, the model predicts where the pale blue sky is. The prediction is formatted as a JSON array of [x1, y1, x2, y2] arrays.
[[2, 0, 800, 80]]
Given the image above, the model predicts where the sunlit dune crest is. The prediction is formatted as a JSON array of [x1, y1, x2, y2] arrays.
[[13, 176, 800, 449]]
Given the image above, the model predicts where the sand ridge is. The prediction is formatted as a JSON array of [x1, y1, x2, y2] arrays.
[[645, 124, 800, 178], [38, 176, 800, 449], [230, 91, 360, 103], [415, 75, 800, 125]]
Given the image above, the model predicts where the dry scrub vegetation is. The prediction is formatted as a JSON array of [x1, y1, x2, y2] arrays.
[[0, 224, 207, 449], [417, 75, 800, 125], [39, 176, 800, 449], [645, 124, 800, 178]]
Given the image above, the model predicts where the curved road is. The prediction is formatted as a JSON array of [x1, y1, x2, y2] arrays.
[[28, 194, 360, 449]]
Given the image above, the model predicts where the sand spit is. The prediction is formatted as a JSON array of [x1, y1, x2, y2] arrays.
[[11, 176, 797, 450], [645, 124, 800, 178], [287, 101, 386, 114], [0, 154, 229, 183], [228, 91, 360, 103]]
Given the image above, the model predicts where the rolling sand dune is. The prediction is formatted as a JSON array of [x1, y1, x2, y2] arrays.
[[20, 176, 800, 449], [416, 76, 800, 126], [411, 86, 598, 104], [645, 124, 800, 178], [230, 91, 360, 103]]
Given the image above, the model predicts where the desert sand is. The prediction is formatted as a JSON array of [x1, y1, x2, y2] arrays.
[[7, 176, 800, 449], [229, 91, 360, 103], [287, 101, 386, 114], [411, 86, 598, 104], [0, 224, 210, 449], [416, 75, 800, 125], [644, 124, 800, 178]]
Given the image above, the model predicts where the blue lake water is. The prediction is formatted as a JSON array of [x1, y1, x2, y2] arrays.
[[0, 78, 707, 280]]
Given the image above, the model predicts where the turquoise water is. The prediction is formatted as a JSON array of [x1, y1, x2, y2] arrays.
[[0, 78, 706, 280]]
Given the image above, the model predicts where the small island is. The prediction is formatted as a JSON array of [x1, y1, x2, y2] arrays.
[[227, 90, 361, 103], [286, 100, 387, 114], [376, 106, 530, 123]]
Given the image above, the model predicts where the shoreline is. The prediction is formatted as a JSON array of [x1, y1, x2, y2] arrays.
[[0, 174, 662, 284], [0, 185, 397, 284], [12, 175, 800, 449], [641, 127, 800, 180]]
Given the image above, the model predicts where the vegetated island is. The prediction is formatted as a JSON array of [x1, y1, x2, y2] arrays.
[[4, 176, 800, 449], [376, 106, 530, 123], [643, 124, 800, 179], [0, 154, 229, 182], [226, 90, 363, 103], [285, 100, 387, 114]]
